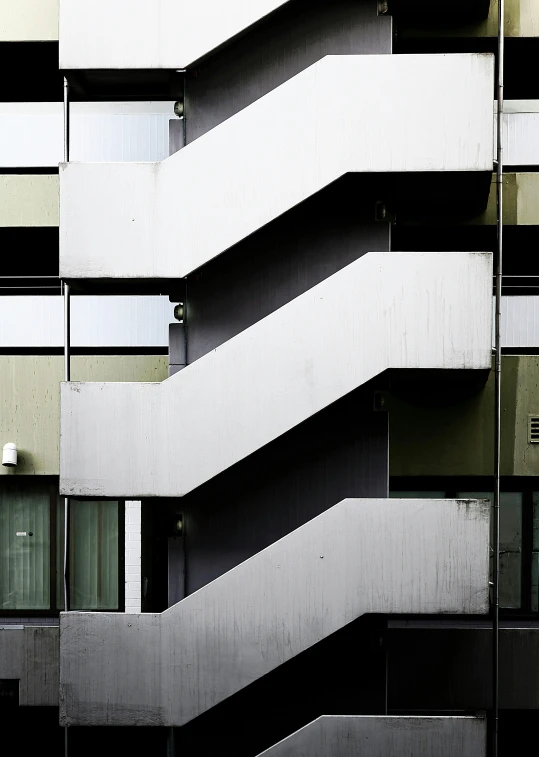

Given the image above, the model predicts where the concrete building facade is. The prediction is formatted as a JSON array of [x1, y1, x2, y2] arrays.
[[1, 1, 539, 755]]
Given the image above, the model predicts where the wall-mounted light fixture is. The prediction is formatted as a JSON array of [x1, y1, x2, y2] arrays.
[[174, 514, 184, 536], [2, 443, 17, 467]]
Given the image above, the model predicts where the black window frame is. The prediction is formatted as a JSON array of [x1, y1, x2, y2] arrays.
[[0, 476, 125, 617]]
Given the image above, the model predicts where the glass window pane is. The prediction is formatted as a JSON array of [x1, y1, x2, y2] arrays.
[[532, 492, 539, 551], [0, 481, 50, 610], [458, 492, 522, 609], [57, 499, 119, 610], [532, 553, 539, 613], [531, 494, 539, 612]]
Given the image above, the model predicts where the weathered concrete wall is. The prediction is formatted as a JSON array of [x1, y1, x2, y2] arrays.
[[389, 628, 539, 709], [0, 0, 57, 41], [60, 253, 492, 498], [0, 626, 58, 705], [60, 0, 293, 69], [0, 356, 168, 477], [390, 356, 539, 477], [60, 498, 490, 726], [257, 716, 486, 757], [0, 175, 58, 227]]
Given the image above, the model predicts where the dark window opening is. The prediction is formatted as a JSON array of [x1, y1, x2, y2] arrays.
[[0, 477, 124, 615]]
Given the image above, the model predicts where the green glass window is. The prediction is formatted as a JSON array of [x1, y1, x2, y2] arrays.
[[532, 493, 539, 612], [0, 480, 51, 610], [57, 499, 120, 610], [0, 479, 122, 614]]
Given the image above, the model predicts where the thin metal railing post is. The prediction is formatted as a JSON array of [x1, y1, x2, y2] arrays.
[[493, 2, 504, 756]]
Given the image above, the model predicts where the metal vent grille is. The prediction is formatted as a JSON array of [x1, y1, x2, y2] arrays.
[[529, 416, 539, 443]]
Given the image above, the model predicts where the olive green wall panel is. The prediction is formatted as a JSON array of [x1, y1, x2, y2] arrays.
[[390, 356, 539, 477], [470, 174, 539, 226], [513, 357, 539, 475], [0, 175, 59, 227], [0, 356, 168, 476], [4, 354, 538, 479], [0, 0, 58, 41]]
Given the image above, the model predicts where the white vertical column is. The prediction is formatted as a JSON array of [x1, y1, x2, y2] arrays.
[[125, 501, 142, 613]]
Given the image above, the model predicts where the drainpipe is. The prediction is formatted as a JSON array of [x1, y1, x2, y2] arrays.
[[63, 76, 71, 757], [62, 76, 71, 614], [63, 280, 70, 614], [493, 2, 504, 756], [63, 78, 70, 164]]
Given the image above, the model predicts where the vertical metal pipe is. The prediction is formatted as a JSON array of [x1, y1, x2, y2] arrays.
[[63, 75, 71, 757], [63, 77, 71, 623], [63, 78, 70, 163], [64, 283, 71, 382], [493, 2, 504, 756], [63, 282, 71, 613], [63, 500, 70, 610]]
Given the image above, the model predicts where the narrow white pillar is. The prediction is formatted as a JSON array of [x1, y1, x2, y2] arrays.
[[124, 501, 142, 613]]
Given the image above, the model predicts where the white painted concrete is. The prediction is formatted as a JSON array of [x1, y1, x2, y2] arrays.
[[59, 497, 490, 725], [500, 297, 539, 347], [60, 0, 292, 69], [505, 111, 539, 165], [492, 102, 539, 165], [0, 102, 176, 167], [0, 0, 57, 41], [60, 252, 493, 498], [60, 54, 495, 281], [256, 716, 487, 757], [124, 502, 142, 613], [0, 296, 172, 348]]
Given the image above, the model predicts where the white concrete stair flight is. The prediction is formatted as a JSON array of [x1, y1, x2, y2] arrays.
[[59, 54, 494, 281], [60, 251, 492, 498], [60, 497, 490, 726], [255, 716, 487, 757]]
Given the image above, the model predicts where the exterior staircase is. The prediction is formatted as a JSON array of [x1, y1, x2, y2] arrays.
[[60, 497, 490, 726], [59, 54, 494, 282], [60, 251, 492, 498]]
